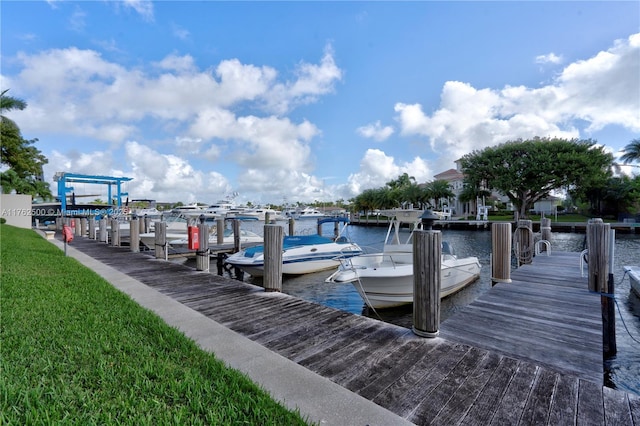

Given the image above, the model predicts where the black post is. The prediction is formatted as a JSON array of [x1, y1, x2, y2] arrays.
[[420, 209, 440, 231]]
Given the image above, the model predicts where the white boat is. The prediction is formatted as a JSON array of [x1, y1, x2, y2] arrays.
[[139, 213, 194, 249], [203, 200, 251, 218], [293, 206, 325, 219], [624, 266, 640, 297], [237, 206, 285, 221], [168, 227, 263, 249], [172, 203, 206, 216], [129, 199, 162, 218], [224, 217, 362, 276], [325, 209, 481, 309]]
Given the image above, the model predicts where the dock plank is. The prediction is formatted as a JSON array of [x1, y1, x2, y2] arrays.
[[62, 236, 640, 425]]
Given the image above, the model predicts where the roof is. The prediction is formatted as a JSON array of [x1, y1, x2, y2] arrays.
[[434, 168, 463, 181]]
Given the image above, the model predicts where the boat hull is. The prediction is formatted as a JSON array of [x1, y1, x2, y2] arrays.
[[331, 255, 481, 309], [625, 266, 640, 297], [226, 244, 362, 277]]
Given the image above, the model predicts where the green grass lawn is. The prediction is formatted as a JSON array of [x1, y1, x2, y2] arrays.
[[0, 224, 311, 425]]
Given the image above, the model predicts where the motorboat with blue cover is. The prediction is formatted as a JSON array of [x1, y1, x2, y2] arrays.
[[224, 217, 362, 276]]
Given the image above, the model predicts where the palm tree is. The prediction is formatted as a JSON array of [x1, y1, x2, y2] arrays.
[[0, 89, 27, 130], [620, 138, 640, 164], [386, 173, 415, 190], [425, 180, 455, 210]]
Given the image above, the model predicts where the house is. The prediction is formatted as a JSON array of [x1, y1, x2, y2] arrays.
[[532, 196, 561, 215], [433, 167, 465, 216], [433, 161, 511, 218]]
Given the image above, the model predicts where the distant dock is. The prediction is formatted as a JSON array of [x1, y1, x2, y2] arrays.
[[55, 233, 639, 424], [350, 216, 639, 233]]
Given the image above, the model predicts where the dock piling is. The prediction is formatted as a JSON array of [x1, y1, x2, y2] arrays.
[[109, 218, 120, 247], [540, 217, 552, 252], [514, 219, 533, 266], [154, 221, 167, 261], [587, 219, 616, 356], [412, 229, 441, 338], [196, 219, 209, 272], [99, 218, 107, 242], [130, 216, 140, 253], [263, 224, 283, 292], [491, 222, 512, 285], [216, 218, 225, 245], [88, 217, 96, 240]]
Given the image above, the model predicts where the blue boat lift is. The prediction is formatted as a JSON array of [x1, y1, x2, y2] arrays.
[[53, 172, 133, 215]]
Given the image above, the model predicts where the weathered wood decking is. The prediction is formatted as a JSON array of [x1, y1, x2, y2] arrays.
[[63, 236, 640, 425]]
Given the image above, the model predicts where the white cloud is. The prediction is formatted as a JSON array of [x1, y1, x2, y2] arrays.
[[265, 45, 343, 114], [190, 110, 318, 170], [535, 52, 563, 65], [394, 33, 639, 162], [339, 149, 432, 197], [171, 23, 190, 41], [7, 44, 336, 183], [555, 33, 640, 132], [357, 121, 394, 141], [154, 53, 197, 73], [68, 6, 87, 33], [122, 141, 231, 203], [120, 0, 154, 21]]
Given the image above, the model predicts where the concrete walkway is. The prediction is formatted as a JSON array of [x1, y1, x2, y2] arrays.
[[47, 236, 412, 426]]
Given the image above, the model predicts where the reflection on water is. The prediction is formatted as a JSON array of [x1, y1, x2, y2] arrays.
[[217, 220, 640, 396]]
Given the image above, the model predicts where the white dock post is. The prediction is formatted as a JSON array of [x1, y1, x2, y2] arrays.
[[540, 217, 552, 252], [263, 224, 283, 292], [88, 217, 96, 240], [130, 216, 140, 253], [143, 214, 151, 233], [99, 218, 107, 242], [109, 218, 120, 246], [196, 217, 209, 272], [80, 218, 88, 237], [154, 221, 167, 260]]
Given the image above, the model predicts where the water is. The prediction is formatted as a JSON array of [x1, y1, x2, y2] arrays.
[[217, 220, 640, 396]]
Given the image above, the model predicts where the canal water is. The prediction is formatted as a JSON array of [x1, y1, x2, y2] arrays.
[[212, 219, 640, 396]]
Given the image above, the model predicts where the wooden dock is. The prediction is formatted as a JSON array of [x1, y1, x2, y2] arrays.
[[63, 236, 640, 425]]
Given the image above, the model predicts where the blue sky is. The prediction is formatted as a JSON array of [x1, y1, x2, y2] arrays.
[[2, 1, 639, 206]]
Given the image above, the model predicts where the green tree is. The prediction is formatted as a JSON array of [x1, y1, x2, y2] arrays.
[[385, 172, 415, 190], [424, 179, 455, 210], [399, 183, 427, 209], [620, 138, 640, 164], [584, 175, 640, 217], [459, 137, 613, 219], [0, 90, 51, 198], [457, 184, 492, 217]]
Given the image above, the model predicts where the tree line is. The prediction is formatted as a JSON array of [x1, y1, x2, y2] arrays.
[[351, 137, 640, 220]]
